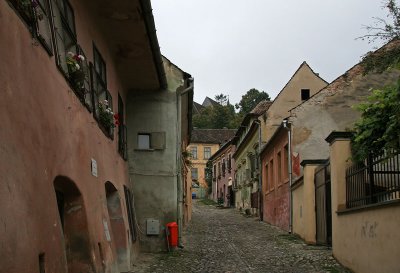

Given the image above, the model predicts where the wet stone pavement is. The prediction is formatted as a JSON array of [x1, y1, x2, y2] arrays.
[[131, 200, 350, 273]]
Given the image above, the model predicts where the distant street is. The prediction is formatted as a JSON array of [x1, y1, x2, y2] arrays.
[[131, 200, 349, 273]]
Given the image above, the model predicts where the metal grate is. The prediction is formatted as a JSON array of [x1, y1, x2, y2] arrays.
[[346, 151, 400, 208]]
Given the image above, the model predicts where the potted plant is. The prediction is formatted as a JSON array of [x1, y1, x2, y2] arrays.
[[98, 100, 119, 132], [66, 52, 86, 94]]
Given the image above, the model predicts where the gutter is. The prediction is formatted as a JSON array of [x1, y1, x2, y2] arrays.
[[282, 119, 293, 233], [138, 0, 168, 89], [176, 77, 194, 247]]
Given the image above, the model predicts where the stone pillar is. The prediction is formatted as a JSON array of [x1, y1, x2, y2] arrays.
[[325, 132, 353, 252]]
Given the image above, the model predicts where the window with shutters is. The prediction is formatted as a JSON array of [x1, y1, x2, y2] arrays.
[[136, 132, 166, 150]]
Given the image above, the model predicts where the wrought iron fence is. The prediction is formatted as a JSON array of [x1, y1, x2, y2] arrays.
[[346, 151, 400, 208]]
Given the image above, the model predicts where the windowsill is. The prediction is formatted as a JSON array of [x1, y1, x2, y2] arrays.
[[134, 148, 155, 152]]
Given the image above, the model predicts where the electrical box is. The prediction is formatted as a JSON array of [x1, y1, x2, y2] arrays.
[[146, 219, 160, 235]]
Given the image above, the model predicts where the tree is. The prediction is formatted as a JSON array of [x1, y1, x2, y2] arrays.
[[359, 0, 400, 42], [235, 88, 271, 116], [192, 94, 240, 129], [352, 0, 400, 161], [352, 82, 400, 161]]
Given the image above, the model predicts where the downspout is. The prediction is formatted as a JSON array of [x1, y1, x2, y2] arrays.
[[283, 119, 293, 233], [254, 120, 262, 220], [176, 78, 194, 247]]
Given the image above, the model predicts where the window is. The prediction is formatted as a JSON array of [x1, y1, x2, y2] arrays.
[[265, 163, 269, 191], [204, 147, 211, 159], [190, 146, 197, 159], [213, 164, 216, 180], [269, 159, 274, 190], [277, 151, 282, 185], [92, 45, 107, 114], [35, 0, 53, 53], [137, 134, 150, 150], [228, 154, 232, 172], [222, 158, 226, 176], [118, 94, 127, 160], [301, 89, 310, 101], [8, 0, 36, 29], [218, 162, 221, 178], [136, 132, 166, 150], [123, 186, 137, 242], [249, 153, 256, 178], [283, 145, 289, 180], [191, 168, 198, 180], [52, 0, 77, 75]]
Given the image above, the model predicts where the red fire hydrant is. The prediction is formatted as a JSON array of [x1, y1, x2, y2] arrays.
[[166, 222, 178, 247]]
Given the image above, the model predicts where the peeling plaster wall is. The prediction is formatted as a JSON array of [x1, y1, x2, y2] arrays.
[[290, 62, 400, 178], [126, 59, 187, 252]]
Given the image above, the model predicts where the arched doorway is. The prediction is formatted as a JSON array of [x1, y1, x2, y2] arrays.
[[105, 182, 128, 271], [53, 176, 94, 273]]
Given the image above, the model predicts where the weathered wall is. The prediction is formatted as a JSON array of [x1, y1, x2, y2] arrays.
[[329, 136, 400, 273], [261, 128, 290, 231], [0, 1, 135, 272], [213, 145, 236, 206], [290, 62, 400, 178], [234, 130, 258, 212], [291, 164, 319, 243], [126, 58, 188, 252], [264, 62, 327, 142], [127, 90, 179, 252]]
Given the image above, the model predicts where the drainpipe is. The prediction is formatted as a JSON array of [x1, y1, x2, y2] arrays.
[[282, 119, 293, 233], [176, 78, 194, 247], [254, 120, 262, 220]]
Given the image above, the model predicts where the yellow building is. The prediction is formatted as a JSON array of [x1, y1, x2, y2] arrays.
[[188, 129, 236, 198]]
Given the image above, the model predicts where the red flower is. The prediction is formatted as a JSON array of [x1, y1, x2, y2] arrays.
[[115, 120, 120, 126], [113, 113, 120, 120]]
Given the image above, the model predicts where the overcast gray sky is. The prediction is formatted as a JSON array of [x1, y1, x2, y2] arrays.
[[152, 1, 388, 104]]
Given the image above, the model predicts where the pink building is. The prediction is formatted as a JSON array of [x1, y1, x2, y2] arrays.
[[210, 139, 236, 207], [1, 0, 192, 272]]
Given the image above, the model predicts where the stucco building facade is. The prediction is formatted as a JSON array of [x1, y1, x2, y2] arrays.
[[260, 126, 290, 230], [209, 139, 236, 206], [188, 129, 236, 199], [0, 0, 192, 272]]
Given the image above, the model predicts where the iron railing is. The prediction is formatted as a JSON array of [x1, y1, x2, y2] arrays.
[[346, 151, 400, 208]]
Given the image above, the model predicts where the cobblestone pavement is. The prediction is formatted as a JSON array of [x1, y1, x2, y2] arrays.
[[131, 200, 350, 273]]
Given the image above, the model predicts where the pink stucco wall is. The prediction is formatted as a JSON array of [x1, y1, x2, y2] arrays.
[[261, 128, 290, 231], [0, 1, 137, 272]]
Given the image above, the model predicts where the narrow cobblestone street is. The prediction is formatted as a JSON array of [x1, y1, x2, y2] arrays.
[[131, 200, 349, 273]]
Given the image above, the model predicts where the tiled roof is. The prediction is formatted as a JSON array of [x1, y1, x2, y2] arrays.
[[250, 100, 272, 115], [190, 129, 236, 145]]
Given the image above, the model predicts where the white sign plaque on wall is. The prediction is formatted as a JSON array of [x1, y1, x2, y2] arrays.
[[91, 158, 98, 177]]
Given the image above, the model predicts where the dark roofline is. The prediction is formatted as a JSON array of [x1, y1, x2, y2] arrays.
[[289, 39, 400, 113], [209, 138, 234, 161], [139, 0, 167, 89], [233, 122, 258, 159], [190, 129, 236, 144]]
